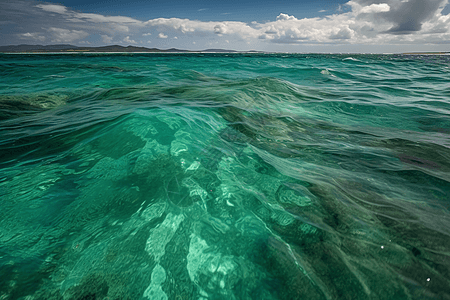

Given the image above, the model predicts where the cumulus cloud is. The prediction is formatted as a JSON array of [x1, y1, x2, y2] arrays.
[[214, 24, 227, 34], [330, 27, 354, 40], [142, 33, 152, 36], [101, 35, 113, 44], [387, 0, 446, 33], [123, 36, 137, 44], [359, 3, 390, 14], [158, 33, 168, 38], [348, 0, 448, 34], [276, 13, 298, 21], [19, 32, 46, 42]]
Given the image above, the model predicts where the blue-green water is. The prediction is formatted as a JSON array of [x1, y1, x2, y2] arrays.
[[1, 53, 450, 300]]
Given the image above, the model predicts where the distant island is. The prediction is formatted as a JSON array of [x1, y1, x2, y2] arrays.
[[401, 52, 450, 55], [0, 45, 447, 55], [0, 44, 262, 53]]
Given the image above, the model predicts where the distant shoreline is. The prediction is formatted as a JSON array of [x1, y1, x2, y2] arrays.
[[401, 52, 450, 55], [0, 44, 262, 54], [3, 52, 450, 55], [0, 44, 448, 55], [1, 51, 257, 54]]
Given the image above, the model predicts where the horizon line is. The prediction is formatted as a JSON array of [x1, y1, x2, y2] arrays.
[[0, 44, 449, 55]]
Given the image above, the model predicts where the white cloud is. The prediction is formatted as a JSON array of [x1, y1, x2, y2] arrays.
[[74, 13, 141, 24], [330, 27, 354, 39], [47, 27, 88, 43], [276, 13, 298, 21], [123, 36, 137, 44], [35, 3, 142, 34], [35, 4, 67, 14], [360, 3, 390, 14], [158, 33, 168, 38], [214, 24, 227, 34], [145, 18, 199, 34], [19, 32, 46, 41], [348, 0, 448, 34], [101, 35, 113, 44], [348, 2, 391, 15], [143, 33, 152, 36]]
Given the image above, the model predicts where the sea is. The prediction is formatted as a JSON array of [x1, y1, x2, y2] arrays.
[[0, 53, 449, 300]]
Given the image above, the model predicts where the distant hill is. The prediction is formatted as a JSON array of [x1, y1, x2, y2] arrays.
[[0, 44, 76, 52], [0, 44, 252, 53], [201, 49, 238, 53]]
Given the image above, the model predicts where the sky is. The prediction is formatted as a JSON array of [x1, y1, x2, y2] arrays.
[[1, 0, 449, 53]]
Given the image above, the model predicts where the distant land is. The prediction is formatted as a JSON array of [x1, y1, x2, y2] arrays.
[[0, 44, 262, 53], [0, 45, 448, 55], [401, 52, 450, 55]]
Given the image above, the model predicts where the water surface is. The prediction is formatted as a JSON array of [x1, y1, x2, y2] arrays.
[[1, 53, 450, 299]]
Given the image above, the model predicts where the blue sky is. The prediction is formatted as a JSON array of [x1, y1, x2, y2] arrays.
[[48, 0, 349, 21], [1, 0, 449, 53]]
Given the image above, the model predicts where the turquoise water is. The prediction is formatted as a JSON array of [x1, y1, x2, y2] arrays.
[[1, 53, 450, 299]]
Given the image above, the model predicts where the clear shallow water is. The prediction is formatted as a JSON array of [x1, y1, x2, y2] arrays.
[[0, 53, 450, 300]]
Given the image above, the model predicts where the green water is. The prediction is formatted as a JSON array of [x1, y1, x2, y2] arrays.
[[0, 53, 450, 299]]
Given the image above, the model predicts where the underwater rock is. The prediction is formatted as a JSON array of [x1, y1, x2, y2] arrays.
[[0, 94, 67, 120], [219, 126, 251, 144], [199, 145, 227, 171], [122, 115, 159, 141], [0, 99, 44, 120], [63, 273, 109, 300], [262, 236, 327, 300], [143, 264, 168, 300], [133, 139, 169, 175], [186, 234, 240, 299], [196, 126, 250, 172], [145, 213, 184, 263], [87, 155, 131, 181]]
